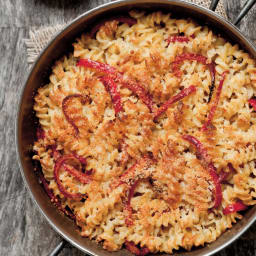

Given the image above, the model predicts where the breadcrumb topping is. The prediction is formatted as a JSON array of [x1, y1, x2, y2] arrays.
[[33, 11, 256, 254]]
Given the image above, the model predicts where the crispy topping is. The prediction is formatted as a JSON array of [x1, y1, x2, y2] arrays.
[[33, 11, 255, 255], [121, 79, 154, 112], [182, 135, 222, 208], [90, 16, 137, 37], [62, 94, 90, 136], [153, 85, 196, 120], [78, 58, 154, 112], [172, 53, 216, 101], [117, 156, 153, 187]]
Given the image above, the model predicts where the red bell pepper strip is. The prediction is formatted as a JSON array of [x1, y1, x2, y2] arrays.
[[50, 145, 87, 167], [166, 34, 195, 46], [182, 135, 212, 166], [100, 76, 124, 114], [54, 155, 91, 200], [77, 58, 154, 112], [72, 153, 87, 165], [228, 163, 236, 173], [90, 16, 137, 37], [223, 201, 247, 215], [49, 145, 61, 161], [208, 163, 223, 208], [201, 71, 228, 132], [153, 85, 196, 121], [172, 53, 216, 101], [173, 53, 208, 65], [166, 35, 190, 45], [114, 156, 152, 226], [182, 134, 222, 208], [125, 241, 150, 256], [77, 58, 117, 75], [114, 163, 137, 189], [121, 79, 154, 112], [36, 127, 45, 140], [249, 98, 256, 111], [38, 172, 76, 220], [63, 165, 92, 184], [124, 180, 140, 227], [62, 94, 90, 136], [218, 170, 229, 184], [218, 163, 236, 183]]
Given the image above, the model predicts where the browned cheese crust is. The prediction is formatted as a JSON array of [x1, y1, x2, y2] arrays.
[[33, 11, 256, 254]]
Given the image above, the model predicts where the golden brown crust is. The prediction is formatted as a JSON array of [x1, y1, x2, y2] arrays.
[[33, 11, 256, 254]]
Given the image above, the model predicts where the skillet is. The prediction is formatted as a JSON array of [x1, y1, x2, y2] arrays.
[[16, 0, 256, 255]]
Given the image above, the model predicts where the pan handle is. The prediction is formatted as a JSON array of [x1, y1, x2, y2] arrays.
[[48, 239, 67, 256], [234, 0, 256, 25], [209, 0, 256, 25], [209, 0, 220, 11]]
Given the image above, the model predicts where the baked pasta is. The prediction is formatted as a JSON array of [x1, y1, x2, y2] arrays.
[[33, 11, 256, 255]]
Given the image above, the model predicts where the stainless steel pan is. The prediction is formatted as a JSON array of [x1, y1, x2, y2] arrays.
[[16, 0, 256, 255]]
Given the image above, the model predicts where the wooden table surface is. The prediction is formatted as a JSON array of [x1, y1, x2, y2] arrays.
[[1, 0, 256, 255]]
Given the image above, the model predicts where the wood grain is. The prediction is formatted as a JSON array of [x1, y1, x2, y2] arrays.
[[225, 0, 256, 40], [0, 0, 256, 255]]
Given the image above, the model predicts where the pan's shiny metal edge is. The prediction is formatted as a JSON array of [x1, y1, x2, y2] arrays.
[[15, 1, 256, 256]]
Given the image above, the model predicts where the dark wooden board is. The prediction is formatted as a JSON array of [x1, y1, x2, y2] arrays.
[[0, 0, 256, 255]]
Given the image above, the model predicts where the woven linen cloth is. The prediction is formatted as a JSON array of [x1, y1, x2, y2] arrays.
[[25, 0, 227, 66]]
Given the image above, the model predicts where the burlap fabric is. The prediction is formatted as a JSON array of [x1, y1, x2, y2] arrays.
[[25, 0, 227, 66]]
